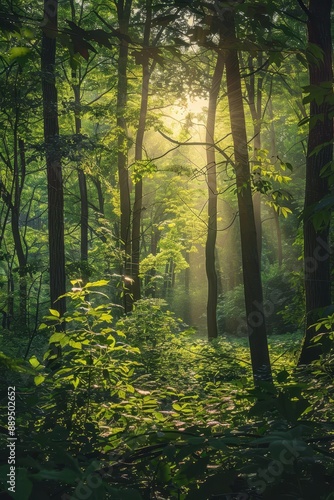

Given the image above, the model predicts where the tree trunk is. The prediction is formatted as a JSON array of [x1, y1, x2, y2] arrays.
[[224, 9, 272, 383], [131, 0, 151, 304], [205, 31, 225, 340], [73, 83, 87, 258], [145, 225, 159, 297], [41, 0, 66, 317], [73, 74, 89, 277], [268, 100, 283, 267], [70, 0, 88, 276], [11, 136, 28, 328], [246, 54, 263, 265], [94, 177, 105, 216], [116, 0, 132, 312], [273, 208, 282, 267], [299, 0, 333, 365]]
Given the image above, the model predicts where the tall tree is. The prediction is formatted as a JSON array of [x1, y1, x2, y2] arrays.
[[223, 6, 272, 383], [70, 0, 89, 279], [116, 0, 132, 312], [245, 54, 264, 264], [41, 0, 66, 316], [205, 28, 225, 340], [74, 75, 89, 274], [131, 0, 152, 303], [298, 0, 333, 364]]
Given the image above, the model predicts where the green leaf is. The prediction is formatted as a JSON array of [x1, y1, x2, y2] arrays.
[[29, 356, 41, 368], [69, 340, 82, 349], [84, 280, 109, 288], [157, 462, 171, 483], [9, 46, 31, 61], [280, 207, 292, 218], [72, 376, 80, 389], [296, 51, 308, 68], [49, 308, 60, 318], [154, 412, 166, 421], [34, 375, 45, 386], [49, 332, 67, 343]]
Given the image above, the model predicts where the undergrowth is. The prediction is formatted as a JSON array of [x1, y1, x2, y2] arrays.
[[0, 282, 333, 499]]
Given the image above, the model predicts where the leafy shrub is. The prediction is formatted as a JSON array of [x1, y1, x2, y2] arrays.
[[0, 280, 146, 498], [116, 298, 194, 379]]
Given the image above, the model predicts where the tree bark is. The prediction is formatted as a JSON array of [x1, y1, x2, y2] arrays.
[[224, 9, 272, 383], [116, 0, 132, 312], [246, 54, 263, 265], [131, 0, 151, 304], [299, 0, 333, 365], [73, 74, 89, 276], [41, 0, 66, 317]]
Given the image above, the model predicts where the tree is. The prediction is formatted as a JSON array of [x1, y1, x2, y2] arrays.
[[223, 6, 272, 383], [41, 0, 66, 317], [245, 53, 265, 265], [69, 0, 89, 280], [116, 0, 133, 312], [131, 0, 152, 303], [205, 26, 225, 340], [298, 0, 333, 364]]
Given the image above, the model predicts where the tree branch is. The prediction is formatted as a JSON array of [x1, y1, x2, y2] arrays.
[[158, 129, 234, 167], [296, 0, 310, 18]]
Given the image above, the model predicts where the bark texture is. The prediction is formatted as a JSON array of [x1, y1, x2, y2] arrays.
[[299, 0, 333, 364], [41, 0, 66, 317], [224, 9, 272, 383]]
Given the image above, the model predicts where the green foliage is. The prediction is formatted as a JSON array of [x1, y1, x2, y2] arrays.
[[0, 281, 144, 497], [1, 284, 334, 499], [104, 369, 334, 500], [116, 298, 194, 377]]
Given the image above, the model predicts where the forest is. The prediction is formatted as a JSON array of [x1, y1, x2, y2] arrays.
[[0, 0, 334, 498]]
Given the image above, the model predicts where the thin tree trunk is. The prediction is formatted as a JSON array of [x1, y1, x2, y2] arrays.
[[224, 9, 272, 384], [246, 54, 263, 265], [11, 132, 27, 322], [94, 177, 105, 216], [299, 0, 333, 365], [73, 76, 89, 273], [273, 208, 282, 267], [41, 0, 66, 317], [146, 224, 159, 297], [131, 0, 151, 304], [205, 32, 225, 340], [116, 0, 132, 312], [70, 0, 88, 273], [268, 98, 283, 266], [183, 251, 191, 324]]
